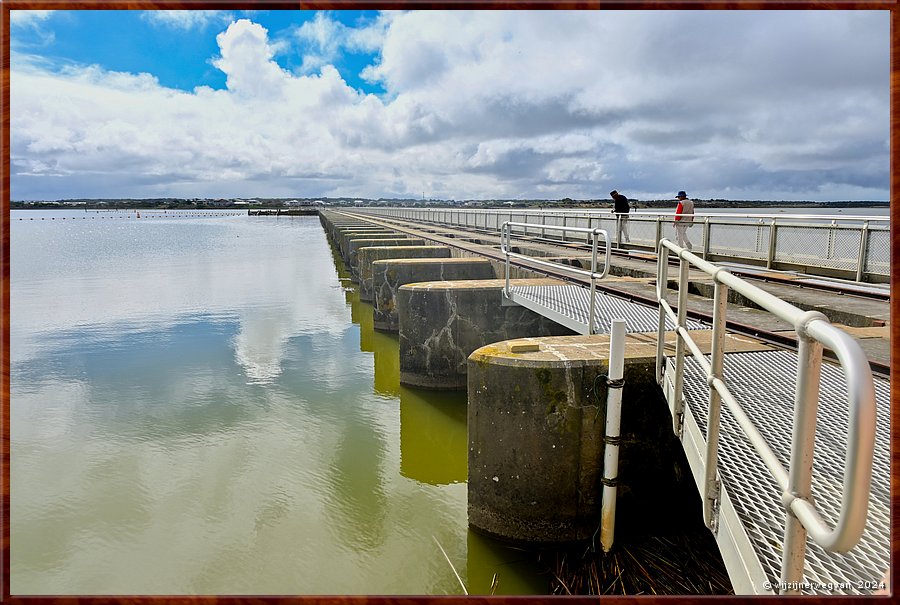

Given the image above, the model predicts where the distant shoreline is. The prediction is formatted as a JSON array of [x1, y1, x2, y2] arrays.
[[9, 198, 891, 210]]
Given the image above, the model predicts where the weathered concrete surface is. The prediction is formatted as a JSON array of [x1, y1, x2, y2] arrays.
[[372, 258, 497, 332], [398, 279, 576, 390], [359, 246, 452, 302], [339, 231, 397, 257], [330, 224, 384, 244], [347, 238, 426, 280], [466, 331, 774, 544], [342, 234, 409, 263]]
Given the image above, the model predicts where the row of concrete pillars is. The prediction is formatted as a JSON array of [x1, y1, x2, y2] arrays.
[[321, 211, 701, 545]]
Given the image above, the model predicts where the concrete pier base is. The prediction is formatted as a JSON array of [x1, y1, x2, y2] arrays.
[[346, 238, 426, 280], [341, 233, 404, 263], [467, 331, 774, 544], [338, 230, 396, 256], [359, 246, 452, 302], [330, 224, 385, 243], [372, 258, 496, 332], [397, 279, 575, 390]]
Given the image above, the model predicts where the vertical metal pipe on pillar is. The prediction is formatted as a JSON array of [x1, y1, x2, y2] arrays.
[[588, 231, 598, 334], [601, 319, 626, 553]]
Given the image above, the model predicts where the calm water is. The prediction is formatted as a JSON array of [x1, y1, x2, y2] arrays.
[[10, 210, 545, 595]]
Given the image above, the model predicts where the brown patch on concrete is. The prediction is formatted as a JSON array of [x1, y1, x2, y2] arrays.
[[470, 330, 774, 366], [402, 277, 568, 290], [829, 324, 891, 339]]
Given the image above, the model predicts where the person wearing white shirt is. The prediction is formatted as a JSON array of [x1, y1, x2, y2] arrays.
[[673, 190, 694, 250]]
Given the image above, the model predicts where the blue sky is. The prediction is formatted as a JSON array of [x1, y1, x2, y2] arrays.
[[10, 10, 890, 201], [12, 10, 386, 94]]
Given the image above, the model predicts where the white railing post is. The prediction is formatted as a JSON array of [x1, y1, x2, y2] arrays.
[[589, 230, 599, 334], [655, 240, 670, 383], [856, 221, 870, 282], [655, 217, 663, 254], [702, 217, 711, 260], [671, 254, 690, 437], [766, 219, 777, 269], [703, 277, 728, 532], [601, 319, 627, 553], [503, 223, 511, 297], [779, 325, 825, 594]]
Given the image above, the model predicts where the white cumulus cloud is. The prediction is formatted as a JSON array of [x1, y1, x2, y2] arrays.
[[142, 10, 232, 30], [10, 10, 890, 202], [10, 10, 55, 28]]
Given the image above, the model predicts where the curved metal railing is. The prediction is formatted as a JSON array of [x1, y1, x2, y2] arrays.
[[654, 237, 877, 594], [500, 221, 610, 335]]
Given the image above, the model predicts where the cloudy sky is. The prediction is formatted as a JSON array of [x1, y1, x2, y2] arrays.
[[10, 9, 889, 202]]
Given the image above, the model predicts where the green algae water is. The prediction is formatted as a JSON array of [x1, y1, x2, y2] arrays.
[[10, 210, 546, 595]]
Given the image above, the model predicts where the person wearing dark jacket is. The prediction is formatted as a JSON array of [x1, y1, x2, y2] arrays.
[[609, 190, 630, 244]]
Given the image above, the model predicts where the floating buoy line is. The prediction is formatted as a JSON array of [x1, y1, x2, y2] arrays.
[[17, 211, 245, 221]]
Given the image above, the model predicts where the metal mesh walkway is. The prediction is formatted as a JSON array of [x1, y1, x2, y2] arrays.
[[507, 284, 707, 334], [506, 283, 888, 594], [672, 350, 890, 595]]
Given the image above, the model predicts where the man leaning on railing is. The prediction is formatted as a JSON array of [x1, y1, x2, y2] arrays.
[[610, 189, 630, 244]]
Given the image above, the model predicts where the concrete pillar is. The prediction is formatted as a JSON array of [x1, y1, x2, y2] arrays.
[[347, 238, 426, 280], [467, 331, 773, 544], [359, 246, 452, 302], [372, 258, 496, 332], [397, 279, 575, 390], [467, 335, 615, 543]]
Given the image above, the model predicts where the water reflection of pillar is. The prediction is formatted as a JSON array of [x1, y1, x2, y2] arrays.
[[354, 295, 376, 352], [465, 529, 548, 595], [329, 240, 351, 280], [372, 330, 400, 397], [399, 386, 467, 486]]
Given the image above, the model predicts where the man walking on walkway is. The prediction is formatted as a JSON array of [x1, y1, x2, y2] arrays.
[[674, 190, 694, 250], [609, 190, 630, 245]]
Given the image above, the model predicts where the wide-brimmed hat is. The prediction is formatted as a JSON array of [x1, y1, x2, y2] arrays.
[[676, 191, 687, 198]]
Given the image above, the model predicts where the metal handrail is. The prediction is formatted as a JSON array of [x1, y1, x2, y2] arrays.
[[501, 221, 610, 334], [654, 237, 876, 594], [357, 206, 888, 224], [353, 207, 889, 282]]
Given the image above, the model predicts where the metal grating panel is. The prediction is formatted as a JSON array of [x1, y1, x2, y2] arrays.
[[864, 229, 890, 277], [509, 284, 708, 334], [674, 350, 890, 594], [775, 226, 861, 272], [708, 222, 768, 259]]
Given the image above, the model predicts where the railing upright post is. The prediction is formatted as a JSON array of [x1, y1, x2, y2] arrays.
[[856, 221, 870, 282], [655, 217, 663, 255], [779, 332, 824, 594], [504, 223, 511, 297], [703, 278, 728, 532], [702, 217, 711, 260], [828, 220, 837, 259], [588, 231, 598, 334], [671, 253, 690, 437], [562, 214, 567, 242], [767, 219, 777, 269], [655, 242, 669, 383]]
